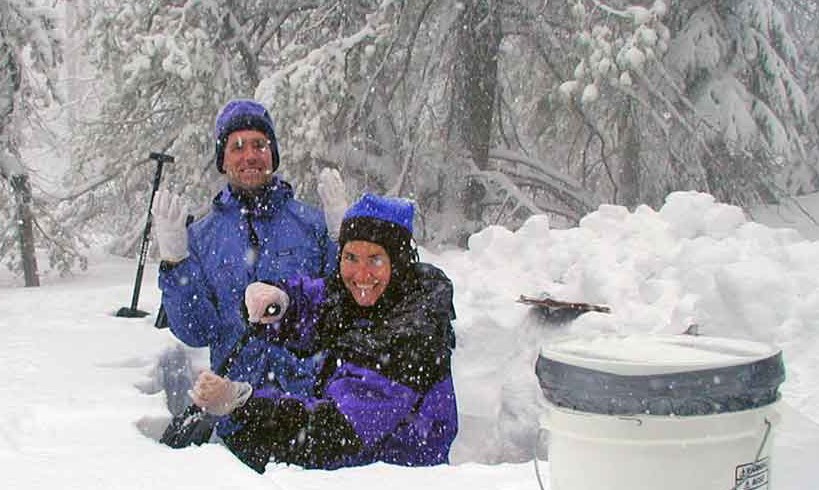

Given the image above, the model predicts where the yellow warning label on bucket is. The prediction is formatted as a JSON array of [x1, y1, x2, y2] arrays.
[[735, 458, 769, 490]]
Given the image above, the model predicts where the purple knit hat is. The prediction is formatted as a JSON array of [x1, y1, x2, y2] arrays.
[[213, 99, 280, 173]]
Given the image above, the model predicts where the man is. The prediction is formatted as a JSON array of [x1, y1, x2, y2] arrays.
[[153, 99, 346, 441], [191, 194, 459, 472]]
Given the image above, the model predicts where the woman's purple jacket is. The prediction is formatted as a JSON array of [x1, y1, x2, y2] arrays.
[[226, 262, 458, 471]]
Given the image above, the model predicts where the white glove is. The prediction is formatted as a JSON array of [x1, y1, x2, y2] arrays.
[[152, 189, 189, 262], [245, 282, 290, 324], [190, 370, 252, 416], [317, 167, 348, 241]]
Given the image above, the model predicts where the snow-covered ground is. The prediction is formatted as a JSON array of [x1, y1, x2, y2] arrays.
[[2, 190, 818, 489]]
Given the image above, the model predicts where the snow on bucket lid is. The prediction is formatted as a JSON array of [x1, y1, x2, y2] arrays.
[[536, 334, 785, 416], [538, 334, 780, 376]]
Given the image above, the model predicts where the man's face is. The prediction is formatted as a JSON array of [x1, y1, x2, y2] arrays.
[[340, 240, 392, 307], [223, 129, 275, 191]]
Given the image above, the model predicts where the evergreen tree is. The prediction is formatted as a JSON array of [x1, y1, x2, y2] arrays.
[[553, 0, 813, 208], [1, 0, 83, 284]]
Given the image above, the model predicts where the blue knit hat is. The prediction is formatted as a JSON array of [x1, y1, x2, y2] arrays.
[[214, 99, 280, 173], [338, 193, 416, 267], [343, 193, 414, 233]]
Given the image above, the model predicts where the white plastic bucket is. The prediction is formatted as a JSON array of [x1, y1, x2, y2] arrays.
[[536, 334, 784, 490]]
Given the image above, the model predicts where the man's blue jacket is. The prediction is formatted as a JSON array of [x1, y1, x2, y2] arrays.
[[158, 177, 336, 436]]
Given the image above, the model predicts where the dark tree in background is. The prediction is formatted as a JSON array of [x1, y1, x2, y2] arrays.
[[0, 32, 40, 286], [449, 0, 502, 242], [8, 175, 39, 286]]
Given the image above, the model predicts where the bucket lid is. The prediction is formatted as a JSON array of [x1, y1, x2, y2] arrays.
[[536, 334, 785, 416], [539, 334, 780, 376]]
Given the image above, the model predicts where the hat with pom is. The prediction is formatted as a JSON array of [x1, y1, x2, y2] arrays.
[[214, 99, 280, 173], [338, 193, 416, 267]]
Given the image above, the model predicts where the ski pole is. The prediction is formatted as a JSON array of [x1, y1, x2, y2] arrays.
[[116, 152, 175, 318]]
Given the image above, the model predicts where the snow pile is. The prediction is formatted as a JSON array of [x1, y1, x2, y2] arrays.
[[439, 191, 819, 463]]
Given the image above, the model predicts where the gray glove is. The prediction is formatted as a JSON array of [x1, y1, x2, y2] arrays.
[[245, 282, 290, 324], [317, 167, 348, 241], [152, 189, 189, 262], [190, 370, 253, 416]]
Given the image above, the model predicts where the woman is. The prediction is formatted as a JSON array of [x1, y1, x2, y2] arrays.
[[191, 193, 458, 472]]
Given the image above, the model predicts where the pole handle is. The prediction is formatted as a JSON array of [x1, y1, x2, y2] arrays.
[[149, 152, 176, 163], [127, 152, 175, 311]]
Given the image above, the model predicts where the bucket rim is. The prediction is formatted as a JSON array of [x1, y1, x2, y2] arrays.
[[539, 334, 781, 376]]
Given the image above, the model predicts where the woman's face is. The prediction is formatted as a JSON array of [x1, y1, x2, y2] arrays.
[[340, 240, 392, 307]]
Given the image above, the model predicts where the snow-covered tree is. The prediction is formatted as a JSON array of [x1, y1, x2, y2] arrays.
[[1, 0, 85, 284], [783, 0, 819, 194], [552, 0, 813, 208]]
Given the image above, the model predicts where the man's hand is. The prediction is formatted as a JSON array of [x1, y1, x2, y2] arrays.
[[153, 189, 190, 262], [245, 282, 289, 324], [191, 370, 252, 416], [317, 168, 348, 241]]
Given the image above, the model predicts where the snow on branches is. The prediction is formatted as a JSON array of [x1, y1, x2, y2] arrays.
[[559, 0, 669, 104]]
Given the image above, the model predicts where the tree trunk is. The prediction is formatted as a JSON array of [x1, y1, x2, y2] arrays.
[[619, 108, 641, 207], [453, 0, 501, 168], [10, 174, 40, 287], [450, 0, 502, 234]]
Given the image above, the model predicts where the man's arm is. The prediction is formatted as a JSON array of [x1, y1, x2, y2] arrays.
[[158, 251, 222, 347]]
